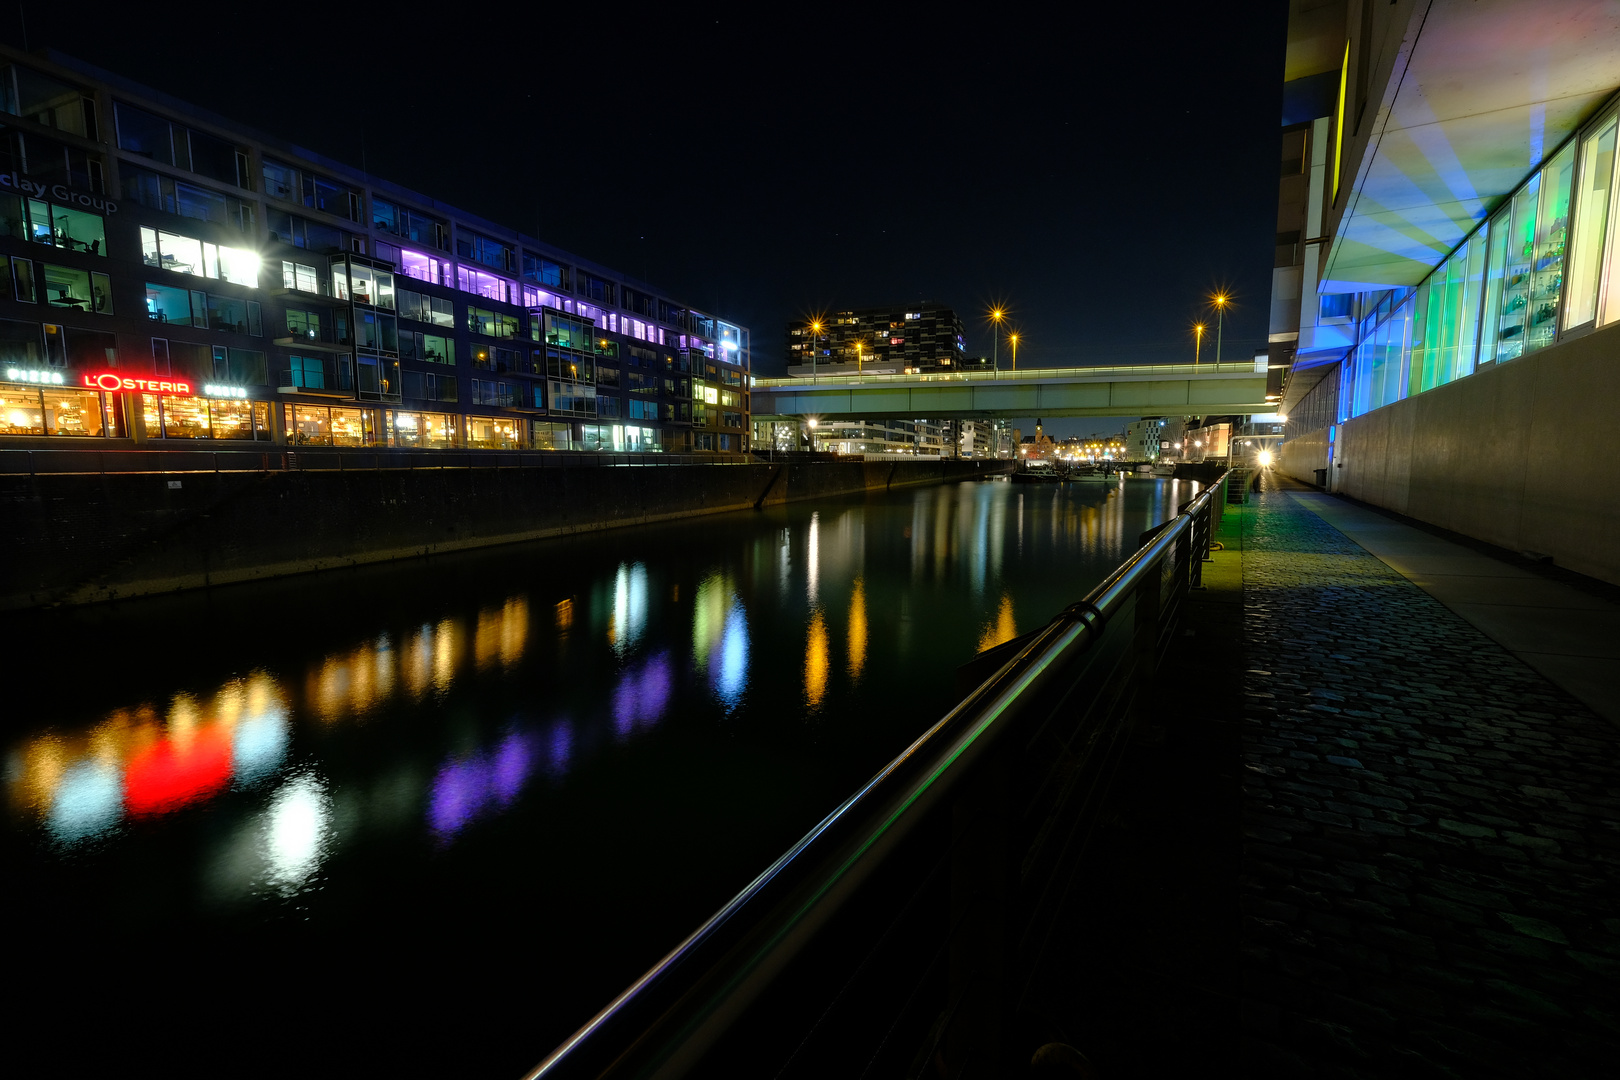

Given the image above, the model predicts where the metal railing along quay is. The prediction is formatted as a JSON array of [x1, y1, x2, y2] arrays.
[[525, 470, 1230, 1080], [0, 447, 757, 477]]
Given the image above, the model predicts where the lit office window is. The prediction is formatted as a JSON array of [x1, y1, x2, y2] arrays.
[[1567, 112, 1618, 330], [140, 226, 258, 287]]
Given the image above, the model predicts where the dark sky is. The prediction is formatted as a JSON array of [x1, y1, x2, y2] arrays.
[[6, 3, 1288, 420]]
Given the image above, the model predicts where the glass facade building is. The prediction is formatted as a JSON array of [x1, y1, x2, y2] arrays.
[[1327, 102, 1620, 425], [0, 47, 750, 455]]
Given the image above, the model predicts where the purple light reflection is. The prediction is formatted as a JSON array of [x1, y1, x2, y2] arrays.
[[428, 730, 534, 840], [611, 651, 673, 741]]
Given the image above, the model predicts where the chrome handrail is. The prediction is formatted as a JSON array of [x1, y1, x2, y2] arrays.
[[526, 470, 1229, 1079]]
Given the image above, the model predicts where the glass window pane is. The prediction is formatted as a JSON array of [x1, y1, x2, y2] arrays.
[[1524, 143, 1574, 355], [1494, 181, 1538, 363], [41, 263, 91, 309], [115, 103, 175, 166], [42, 387, 104, 436], [1567, 115, 1617, 329], [208, 398, 254, 440], [161, 394, 210, 438], [1, 384, 44, 434], [289, 404, 332, 445]]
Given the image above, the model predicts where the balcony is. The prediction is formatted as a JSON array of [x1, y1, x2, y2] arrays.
[[277, 357, 353, 398], [274, 325, 353, 354]]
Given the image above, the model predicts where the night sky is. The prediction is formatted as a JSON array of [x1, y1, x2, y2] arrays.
[[5, 3, 1289, 432]]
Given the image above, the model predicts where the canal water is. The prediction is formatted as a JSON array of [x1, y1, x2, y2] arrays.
[[4, 475, 1199, 1078]]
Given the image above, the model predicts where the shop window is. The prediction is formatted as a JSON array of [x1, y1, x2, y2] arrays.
[[530, 421, 572, 450], [390, 411, 458, 449], [161, 393, 211, 438], [208, 399, 259, 440], [466, 415, 521, 448], [41, 264, 91, 310], [287, 403, 333, 445], [329, 406, 372, 446]]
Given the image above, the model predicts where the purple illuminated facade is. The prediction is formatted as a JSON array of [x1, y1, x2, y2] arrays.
[[0, 44, 751, 455]]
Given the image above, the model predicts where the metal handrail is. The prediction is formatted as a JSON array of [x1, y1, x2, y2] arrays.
[[526, 470, 1229, 1079]]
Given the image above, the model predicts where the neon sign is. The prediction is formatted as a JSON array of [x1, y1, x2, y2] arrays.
[[202, 384, 248, 399], [5, 367, 65, 385], [81, 372, 193, 395]]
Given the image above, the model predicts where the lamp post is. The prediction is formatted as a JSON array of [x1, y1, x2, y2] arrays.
[[1211, 293, 1229, 367], [989, 307, 1005, 372], [1009, 332, 1019, 372], [855, 339, 863, 373], [1194, 323, 1205, 368], [809, 319, 822, 379]]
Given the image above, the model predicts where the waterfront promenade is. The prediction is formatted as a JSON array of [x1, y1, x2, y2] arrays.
[[1035, 474, 1620, 1076]]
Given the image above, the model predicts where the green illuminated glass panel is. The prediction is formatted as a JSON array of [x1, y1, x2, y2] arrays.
[[1493, 180, 1538, 363], [1565, 114, 1617, 330], [1523, 142, 1574, 356]]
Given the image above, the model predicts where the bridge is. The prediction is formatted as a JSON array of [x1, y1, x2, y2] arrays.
[[750, 358, 1271, 420]]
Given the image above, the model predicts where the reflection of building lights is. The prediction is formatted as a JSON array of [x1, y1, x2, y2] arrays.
[[613, 652, 673, 738], [805, 610, 829, 707], [977, 593, 1017, 652], [609, 563, 649, 656], [264, 770, 332, 895], [717, 602, 749, 711], [847, 578, 868, 680], [46, 760, 122, 844]]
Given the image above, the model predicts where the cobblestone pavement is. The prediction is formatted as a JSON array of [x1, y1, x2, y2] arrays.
[[1240, 480, 1620, 1077]]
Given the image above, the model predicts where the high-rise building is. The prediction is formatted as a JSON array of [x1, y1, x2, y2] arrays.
[[787, 303, 966, 374], [0, 46, 750, 455]]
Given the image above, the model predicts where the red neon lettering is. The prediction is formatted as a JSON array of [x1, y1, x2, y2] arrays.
[[82, 372, 193, 396]]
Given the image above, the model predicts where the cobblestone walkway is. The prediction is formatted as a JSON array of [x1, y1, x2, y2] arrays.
[[1240, 482, 1620, 1077]]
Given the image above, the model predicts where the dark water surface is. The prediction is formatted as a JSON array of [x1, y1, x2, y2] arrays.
[[4, 475, 1198, 1078]]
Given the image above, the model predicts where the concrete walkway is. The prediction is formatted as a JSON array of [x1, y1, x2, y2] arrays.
[[1238, 476, 1620, 1076]]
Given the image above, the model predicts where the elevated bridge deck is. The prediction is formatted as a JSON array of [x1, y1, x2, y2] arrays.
[[751, 359, 1271, 420]]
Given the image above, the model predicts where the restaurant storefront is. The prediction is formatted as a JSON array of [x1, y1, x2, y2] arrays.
[[2, 367, 122, 437]]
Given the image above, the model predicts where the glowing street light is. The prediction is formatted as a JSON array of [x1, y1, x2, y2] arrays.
[[808, 319, 823, 379], [989, 307, 1006, 372], [1009, 332, 1020, 372], [1194, 323, 1206, 368], [1210, 292, 1230, 367]]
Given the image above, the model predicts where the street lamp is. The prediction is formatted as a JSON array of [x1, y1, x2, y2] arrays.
[[1194, 323, 1205, 368], [1210, 293, 1230, 367], [808, 319, 823, 379], [1009, 332, 1019, 372], [989, 307, 1006, 372], [855, 339, 863, 373]]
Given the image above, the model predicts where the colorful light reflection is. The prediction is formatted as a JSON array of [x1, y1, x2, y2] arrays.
[[613, 651, 673, 740]]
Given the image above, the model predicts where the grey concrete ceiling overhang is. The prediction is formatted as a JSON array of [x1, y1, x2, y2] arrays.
[[1322, 0, 1620, 292]]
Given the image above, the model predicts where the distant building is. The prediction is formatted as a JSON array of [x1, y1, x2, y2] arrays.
[[811, 418, 946, 456], [1126, 419, 1166, 460], [787, 303, 967, 374]]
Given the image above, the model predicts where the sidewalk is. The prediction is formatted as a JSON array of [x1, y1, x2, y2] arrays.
[[1238, 475, 1620, 1076]]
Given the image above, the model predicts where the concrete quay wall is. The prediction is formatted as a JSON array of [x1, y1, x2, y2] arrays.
[[1, 457, 1010, 608], [1279, 321, 1620, 584]]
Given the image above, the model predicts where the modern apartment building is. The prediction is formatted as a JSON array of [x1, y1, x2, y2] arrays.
[[1267, 0, 1620, 581], [787, 303, 966, 374], [0, 46, 751, 455]]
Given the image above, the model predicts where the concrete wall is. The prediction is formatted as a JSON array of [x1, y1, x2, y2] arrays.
[[1278, 426, 1330, 485], [1288, 322, 1620, 583], [0, 458, 1011, 608]]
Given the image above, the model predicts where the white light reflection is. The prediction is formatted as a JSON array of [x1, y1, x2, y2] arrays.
[[263, 771, 333, 896], [231, 707, 290, 788], [609, 562, 649, 656], [806, 512, 820, 604], [44, 760, 121, 845]]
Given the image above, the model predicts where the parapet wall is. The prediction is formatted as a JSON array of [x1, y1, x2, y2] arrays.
[[0, 457, 1010, 608], [1281, 321, 1620, 584]]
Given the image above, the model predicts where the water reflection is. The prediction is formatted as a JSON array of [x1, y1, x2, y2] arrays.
[[8, 480, 1193, 917], [978, 593, 1018, 652], [847, 579, 868, 681], [805, 610, 829, 708], [614, 652, 673, 739]]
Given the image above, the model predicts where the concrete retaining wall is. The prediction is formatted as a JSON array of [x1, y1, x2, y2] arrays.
[[0, 457, 1010, 608], [1279, 321, 1620, 584]]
